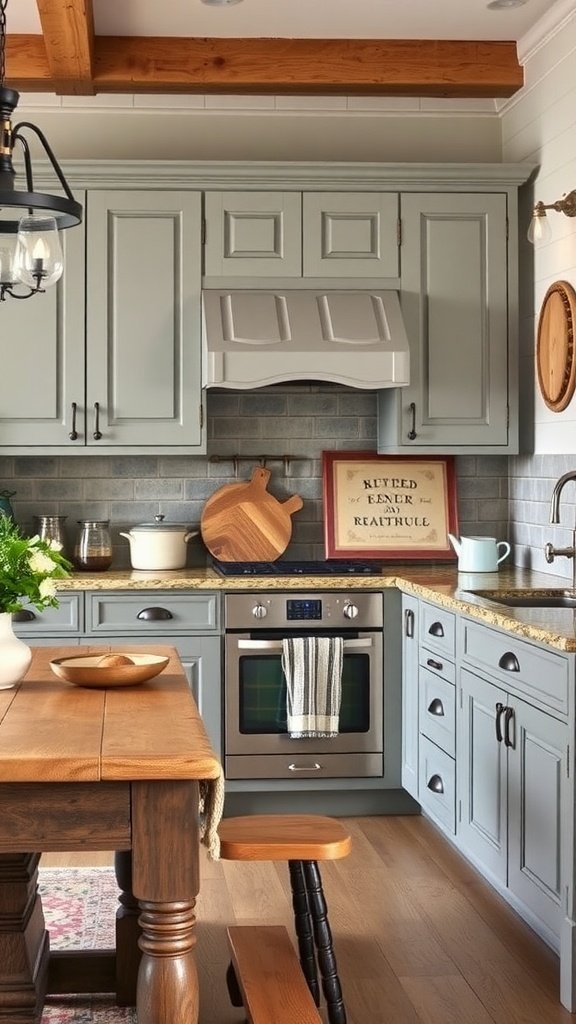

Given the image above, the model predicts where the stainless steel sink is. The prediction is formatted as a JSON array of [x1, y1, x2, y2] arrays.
[[466, 589, 576, 608]]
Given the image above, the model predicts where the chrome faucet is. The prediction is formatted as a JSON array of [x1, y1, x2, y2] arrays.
[[545, 471, 576, 590]]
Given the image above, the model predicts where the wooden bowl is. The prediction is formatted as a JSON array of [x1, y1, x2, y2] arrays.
[[49, 653, 170, 688]]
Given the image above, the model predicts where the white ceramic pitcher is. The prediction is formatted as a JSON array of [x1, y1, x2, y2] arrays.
[[448, 534, 511, 573]]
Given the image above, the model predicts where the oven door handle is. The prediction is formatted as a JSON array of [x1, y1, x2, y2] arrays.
[[236, 637, 373, 650]]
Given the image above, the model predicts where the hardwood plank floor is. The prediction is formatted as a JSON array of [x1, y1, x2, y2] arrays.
[[41, 815, 573, 1024]]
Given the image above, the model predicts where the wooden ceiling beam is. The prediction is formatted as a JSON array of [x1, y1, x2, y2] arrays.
[[5, 36, 523, 99], [35, 0, 95, 95]]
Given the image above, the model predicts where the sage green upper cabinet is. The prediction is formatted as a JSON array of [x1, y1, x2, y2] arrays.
[[0, 216, 85, 447], [0, 190, 204, 454], [378, 192, 514, 454], [302, 193, 399, 278], [87, 191, 204, 450], [204, 192, 302, 277], [203, 191, 399, 280]]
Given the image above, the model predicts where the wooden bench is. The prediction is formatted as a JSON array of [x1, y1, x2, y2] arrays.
[[227, 924, 323, 1024]]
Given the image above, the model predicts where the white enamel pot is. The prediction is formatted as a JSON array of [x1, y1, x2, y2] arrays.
[[120, 514, 198, 570]]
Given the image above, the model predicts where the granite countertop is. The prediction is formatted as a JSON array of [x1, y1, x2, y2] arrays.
[[59, 563, 576, 653]]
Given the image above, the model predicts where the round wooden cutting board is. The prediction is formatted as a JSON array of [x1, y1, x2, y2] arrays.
[[200, 467, 304, 562], [536, 280, 576, 412]]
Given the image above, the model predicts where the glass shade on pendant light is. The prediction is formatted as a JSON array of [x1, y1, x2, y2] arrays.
[[13, 216, 63, 289], [0, 234, 17, 286], [527, 207, 552, 245]]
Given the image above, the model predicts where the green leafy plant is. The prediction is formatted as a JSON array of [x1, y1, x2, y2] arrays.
[[0, 516, 72, 614]]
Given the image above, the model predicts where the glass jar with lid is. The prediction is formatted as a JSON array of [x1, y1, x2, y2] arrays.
[[33, 515, 68, 555], [74, 520, 113, 572]]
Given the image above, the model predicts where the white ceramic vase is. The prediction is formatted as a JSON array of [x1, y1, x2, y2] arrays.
[[0, 611, 32, 689]]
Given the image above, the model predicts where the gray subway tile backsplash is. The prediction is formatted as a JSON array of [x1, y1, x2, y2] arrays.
[[1, 385, 522, 569]]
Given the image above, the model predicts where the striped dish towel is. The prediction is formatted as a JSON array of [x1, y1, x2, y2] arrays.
[[281, 636, 344, 738]]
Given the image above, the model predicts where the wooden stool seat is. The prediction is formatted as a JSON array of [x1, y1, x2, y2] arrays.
[[218, 814, 351, 862], [219, 814, 351, 1024]]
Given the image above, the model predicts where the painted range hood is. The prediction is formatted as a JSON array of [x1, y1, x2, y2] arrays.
[[202, 289, 410, 390]]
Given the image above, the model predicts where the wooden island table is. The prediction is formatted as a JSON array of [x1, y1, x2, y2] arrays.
[[0, 645, 221, 1024]]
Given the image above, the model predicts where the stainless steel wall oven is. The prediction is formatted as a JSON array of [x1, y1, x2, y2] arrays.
[[224, 591, 384, 780]]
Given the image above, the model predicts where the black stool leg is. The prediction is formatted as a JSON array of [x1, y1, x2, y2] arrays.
[[303, 859, 347, 1024], [225, 961, 243, 1007], [289, 859, 320, 1005]]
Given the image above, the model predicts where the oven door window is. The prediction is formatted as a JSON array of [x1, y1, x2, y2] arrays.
[[238, 651, 370, 734]]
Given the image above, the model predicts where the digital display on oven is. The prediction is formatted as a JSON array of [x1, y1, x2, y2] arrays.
[[286, 599, 322, 620]]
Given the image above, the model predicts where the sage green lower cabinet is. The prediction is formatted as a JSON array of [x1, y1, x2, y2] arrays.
[[15, 590, 222, 758], [458, 667, 566, 945]]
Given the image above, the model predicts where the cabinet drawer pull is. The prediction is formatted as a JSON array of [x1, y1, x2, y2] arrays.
[[288, 763, 322, 772], [427, 698, 444, 717], [93, 402, 103, 441], [427, 774, 444, 794], [495, 701, 505, 742], [69, 401, 79, 441], [407, 401, 417, 440], [428, 621, 444, 638], [137, 606, 174, 621], [504, 706, 515, 748], [498, 651, 520, 672], [12, 609, 36, 623], [426, 657, 443, 671], [404, 608, 414, 638]]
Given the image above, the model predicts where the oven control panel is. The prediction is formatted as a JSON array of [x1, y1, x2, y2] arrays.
[[225, 591, 383, 629], [287, 599, 322, 620]]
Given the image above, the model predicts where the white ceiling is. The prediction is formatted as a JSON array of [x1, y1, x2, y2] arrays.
[[8, 0, 557, 42]]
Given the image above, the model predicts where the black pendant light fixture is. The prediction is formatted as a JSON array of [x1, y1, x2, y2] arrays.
[[0, 0, 82, 301]]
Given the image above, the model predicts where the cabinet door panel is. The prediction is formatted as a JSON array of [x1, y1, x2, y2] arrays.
[[86, 191, 202, 447], [458, 669, 507, 883], [0, 220, 85, 446], [303, 193, 398, 278], [204, 192, 302, 277], [508, 701, 565, 939], [401, 193, 508, 445]]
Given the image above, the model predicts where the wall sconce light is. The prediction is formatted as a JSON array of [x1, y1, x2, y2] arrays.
[[528, 190, 576, 245]]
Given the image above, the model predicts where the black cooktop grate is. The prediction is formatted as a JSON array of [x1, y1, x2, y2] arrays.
[[211, 559, 382, 576]]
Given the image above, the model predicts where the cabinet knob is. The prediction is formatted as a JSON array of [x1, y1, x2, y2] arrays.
[[427, 774, 444, 794], [498, 651, 520, 672], [427, 698, 445, 717], [428, 621, 445, 638], [12, 609, 36, 623], [137, 606, 174, 621]]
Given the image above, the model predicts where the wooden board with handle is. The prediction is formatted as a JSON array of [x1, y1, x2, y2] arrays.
[[200, 467, 303, 562]]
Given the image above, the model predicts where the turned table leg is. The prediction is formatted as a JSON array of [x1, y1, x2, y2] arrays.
[[131, 779, 201, 1024]]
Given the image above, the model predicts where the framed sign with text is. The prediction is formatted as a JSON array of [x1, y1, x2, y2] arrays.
[[322, 451, 459, 561]]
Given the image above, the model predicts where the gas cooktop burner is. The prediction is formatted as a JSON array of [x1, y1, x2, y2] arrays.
[[212, 559, 382, 577]]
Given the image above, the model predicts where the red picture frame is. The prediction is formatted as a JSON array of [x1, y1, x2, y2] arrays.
[[322, 451, 459, 561]]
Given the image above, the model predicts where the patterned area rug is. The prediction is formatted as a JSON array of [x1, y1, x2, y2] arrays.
[[39, 868, 136, 1024]]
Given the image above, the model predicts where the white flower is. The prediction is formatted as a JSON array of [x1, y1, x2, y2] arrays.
[[39, 578, 57, 600], [47, 539, 63, 552], [28, 550, 58, 574]]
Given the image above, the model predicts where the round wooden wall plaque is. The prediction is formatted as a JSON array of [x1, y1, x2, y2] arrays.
[[536, 280, 576, 412]]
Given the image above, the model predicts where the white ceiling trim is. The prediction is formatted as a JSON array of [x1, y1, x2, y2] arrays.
[[517, 0, 576, 64], [16, 93, 499, 116]]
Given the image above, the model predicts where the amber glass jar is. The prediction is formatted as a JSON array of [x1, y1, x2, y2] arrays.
[[74, 520, 113, 572]]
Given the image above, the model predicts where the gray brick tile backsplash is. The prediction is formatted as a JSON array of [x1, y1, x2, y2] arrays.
[[2, 386, 523, 566]]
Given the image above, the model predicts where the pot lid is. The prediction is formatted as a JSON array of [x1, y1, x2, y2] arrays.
[[130, 514, 195, 533]]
